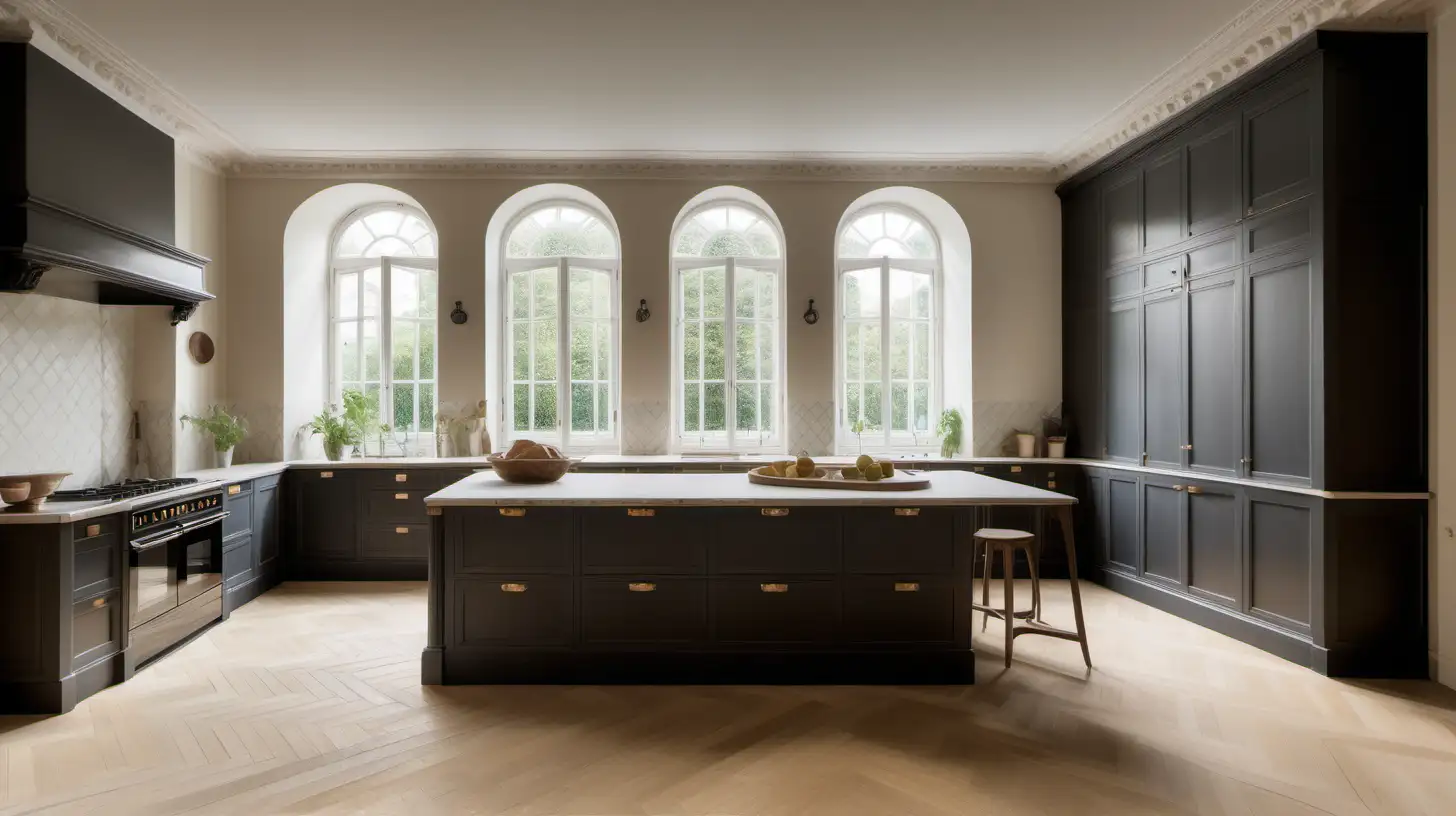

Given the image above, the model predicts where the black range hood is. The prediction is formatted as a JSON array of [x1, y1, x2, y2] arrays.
[[1, 43, 210, 324]]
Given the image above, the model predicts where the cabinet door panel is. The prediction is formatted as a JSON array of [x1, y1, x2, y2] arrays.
[[1141, 481, 1182, 584], [709, 509, 838, 574], [581, 578, 707, 644], [843, 507, 955, 574], [253, 480, 281, 568], [453, 577, 573, 647], [580, 508, 706, 574], [451, 508, 573, 574], [361, 524, 429, 560], [843, 577, 954, 644], [295, 473, 356, 560], [1143, 150, 1183, 252], [710, 580, 836, 643], [1107, 476, 1139, 573], [1105, 300, 1142, 462], [1248, 496, 1312, 631], [1187, 118, 1240, 236], [1247, 255, 1312, 482], [1103, 172, 1142, 267], [1143, 292, 1183, 469], [1187, 486, 1239, 606], [1187, 273, 1241, 475], [1245, 85, 1314, 214]]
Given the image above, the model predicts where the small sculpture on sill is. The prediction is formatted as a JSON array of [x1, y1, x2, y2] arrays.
[[437, 400, 491, 458]]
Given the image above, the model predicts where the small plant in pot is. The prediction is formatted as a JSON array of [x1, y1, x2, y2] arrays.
[[181, 406, 247, 468], [308, 404, 361, 462], [936, 408, 963, 459]]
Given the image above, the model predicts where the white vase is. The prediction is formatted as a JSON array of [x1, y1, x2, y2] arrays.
[[1046, 438, 1066, 458], [467, 418, 486, 456], [1015, 433, 1036, 458], [215, 447, 234, 469]]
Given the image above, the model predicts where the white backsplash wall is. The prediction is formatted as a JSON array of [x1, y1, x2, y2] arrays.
[[0, 293, 136, 485], [972, 400, 1063, 457]]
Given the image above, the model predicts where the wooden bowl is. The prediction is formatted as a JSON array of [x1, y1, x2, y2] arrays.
[[0, 472, 71, 509], [486, 454, 577, 484]]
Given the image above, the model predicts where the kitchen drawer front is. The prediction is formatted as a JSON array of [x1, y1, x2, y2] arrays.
[[842, 577, 955, 644], [580, 508, 706, 574], [581, 578, 707, 644], [842, 507, 955, 574], [450, 507, 573, 575], [709, 508, 838, 574], [710, 579, 836, 643], [223, 491, 253, 540], [224, 480, 253, 499], [452, 577, 573, 647], [72, 515, 119, 541], [361, 524, 430, 560], [365, 488, 432, 523], [359, 469, 427, 489], [223, 534, 255, 586], [72, 534, 120, 599], [71, 590, 121, 670]]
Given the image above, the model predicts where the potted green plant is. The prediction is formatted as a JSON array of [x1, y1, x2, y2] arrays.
[[181, 406, 247, 468], [341, 389, 378, 457], [308, 404, 361, 461], [936, 408, 963, 459]]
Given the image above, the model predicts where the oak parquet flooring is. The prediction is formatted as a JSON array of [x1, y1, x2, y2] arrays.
[[3, 581, 1455, 815]]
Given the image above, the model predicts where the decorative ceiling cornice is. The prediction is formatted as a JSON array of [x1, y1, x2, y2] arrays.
[[2, 0, 1440, 182]]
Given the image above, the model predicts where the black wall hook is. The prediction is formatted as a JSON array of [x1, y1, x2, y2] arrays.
[[803, 299, 819, 325], [450, 301, 468, 324], [635, 299, 651, 322]]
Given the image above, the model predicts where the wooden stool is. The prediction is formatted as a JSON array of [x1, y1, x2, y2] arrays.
[[970, 519, 1092, 669]]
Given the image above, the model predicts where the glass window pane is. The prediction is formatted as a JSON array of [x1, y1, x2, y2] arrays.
[[703, 268, 726, 318], [842, 268, 879, 318], [759, 382, 774, 433], [365, 209, 405, 238], [846, 383, 861, 425], [838, 208, 937, 260], [845, 324, 861, 381], [338, 321, 359, 381], [571, 383, 593, 432], [683, 384, 700, 432], [703, 321, 725, 380], [914, 382, 930, 432], [336, 221, 371, 257], [511, 272, 530, 319], [364, 384, 381, 421], [735, 270, 756, 318], [891, 383, 908, 431], [392, 266, 419, 318], [758, 322, 774, 381], [413, 235, 436, 256], [890, 269, 915, 318], [758, 271, 776, 317], [420, 271, 438, 318], [421, 383, 435, 428], [862, 322, 882, 380], [513, 384, 529, 431], [533, 384, 557, 430], [365, 236, 412, 258], [865, 382, 883, 428], [683, 322, 700, 379], [393, 320, 417, 380], [683, 269, 701, 318], [735, 322, 755, 382], [914, 273, 932, 319], [596, 322, 611, 381], [592, 271, 611, 319], [675, 205, 779, 259], [532, 268, 557, 319], [569, 269, 592, 318], [534, 320, 557, 381], [394, 383, 415, 431], [914, 322, 930, 379], [597, 384, 610, 433], [736, 383, 757, 432], [570, 320, 593, 380], [362, 319, 380, 381], [419, 322, 436, 380], [336, 272, 358, 318], [890, 321, 910, 379], [363, 267, 381, 317], [512, 323, 530, 380], [704, 383, 726, 431]]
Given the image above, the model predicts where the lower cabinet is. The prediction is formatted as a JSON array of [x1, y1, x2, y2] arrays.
[[223, 474, 283, 614], [288, 468, 446, 579], [842, 576, 955, 644], [581, 578, 707, 645], [1186, 482, 1241, 607]]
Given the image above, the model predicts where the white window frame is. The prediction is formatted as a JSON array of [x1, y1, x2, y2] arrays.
[[328, 203, 439, 455], [834, 205, 943, 455], [497, 201, 621, 453], [670, 201, 787, 454]]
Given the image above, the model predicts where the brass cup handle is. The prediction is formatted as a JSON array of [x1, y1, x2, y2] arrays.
[[395, 473, 408, 482], [628, 582, 656, 592], [1180, 444, 1194, 450], [760, 583, 789, 593], [395, 492, 409, 500], [893, 508, 920, 517], [500, 583, 527, 593], [761, 508, 790, 517], [499, 508, 527, 517], [627, 508, 655, 517], [1173, 485, 1186, 491], [1186, 486, 1204, 495], [395, 526, 409, 534], [227, 484, 242, 496], [894, 582, 920, 592]]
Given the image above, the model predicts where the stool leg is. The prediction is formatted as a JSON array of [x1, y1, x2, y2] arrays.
[[1002, 544, 1015, 668], [1027, 540, 1042, 622], [1053, 505, 1091, 668], [980, 542, 993, 632]]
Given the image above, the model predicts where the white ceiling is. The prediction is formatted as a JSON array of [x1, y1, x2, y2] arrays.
[[47, 0, 1258, 162]]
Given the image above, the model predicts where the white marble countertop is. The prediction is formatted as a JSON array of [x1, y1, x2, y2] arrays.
[[425, 470, 1077, 508], [0, 478, 230, 525], [286, 457, 493, 469]]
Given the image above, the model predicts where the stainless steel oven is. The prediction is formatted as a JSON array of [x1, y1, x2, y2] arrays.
[[128, 490, 226, 667]]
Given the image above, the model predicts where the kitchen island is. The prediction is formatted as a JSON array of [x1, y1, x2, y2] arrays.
[[421, 470, 1079, 684]]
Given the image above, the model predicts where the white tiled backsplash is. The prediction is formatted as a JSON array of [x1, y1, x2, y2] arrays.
[[0, 293, 136, 485]]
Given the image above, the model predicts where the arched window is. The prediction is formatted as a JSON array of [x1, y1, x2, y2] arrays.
[[330, 204, 438, 451], [836, 205, 940, 452], [671, 198, 785, 451], [502, 202, 619, 450]]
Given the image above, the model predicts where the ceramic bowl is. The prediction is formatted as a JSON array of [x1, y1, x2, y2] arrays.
[[0, 472, 71, 510], [486, 454, 577, 484]]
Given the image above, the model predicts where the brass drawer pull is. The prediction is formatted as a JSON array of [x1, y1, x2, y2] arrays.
[[321, 471, 333, 479], [628, 582, 656, 592], [760, 583, 789, 593], [761, 508, 790, 517], [1173, 485, 1185, 491], [227, 484, 241, 496], [395, 492, 409, 500], [85, 524, 101, 538], [1048, 481, 1057, 489], [500, 583, 527, 593], [893, 508, 920, 516], [894, 582, 920, 592], [91, 596, 107, 609], [973, 466, 986, 472], [627, 508, 656, 517], [1010, 466, 1022, 473], [499, 508, 527, 517], [395, 526, 409, 534], [1186, 486, 1204, 495], [395, 473, 408, 482]]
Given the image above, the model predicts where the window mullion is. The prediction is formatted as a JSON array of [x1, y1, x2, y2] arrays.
[[558, 259, 569, 446], [381, 258, 395, 452], [881, 260, 892, 447], [725, 258, 736, 451]]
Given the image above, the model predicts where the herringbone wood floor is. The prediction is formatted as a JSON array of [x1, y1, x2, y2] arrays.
[[2, 582, 1454, 816]]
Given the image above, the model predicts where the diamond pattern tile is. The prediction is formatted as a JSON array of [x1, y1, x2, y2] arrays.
[[788, 400, 834, 456], [972, 399, 1063, 456]]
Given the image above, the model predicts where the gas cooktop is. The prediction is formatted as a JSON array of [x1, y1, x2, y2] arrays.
[[51, 477, 201, 503]]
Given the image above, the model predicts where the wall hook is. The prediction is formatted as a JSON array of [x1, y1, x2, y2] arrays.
[[450, 301, 468, 325], [803, 298, 819, 325], [635, 298, 651, 323]]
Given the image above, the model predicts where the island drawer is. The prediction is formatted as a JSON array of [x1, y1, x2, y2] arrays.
[[842, 507, 956, 574], [73, 534, 120, 599], [842, 577, 955, 644], [709, 508, 838, 574], [449, 508, 573, 574], [580, 508, 706, 574], [452, 577, 572, 647], [710, 579, 836, 643], [581, 578, 707, 644], [365, 488, 432, 523], [71, 589, 121, 671], [361, 524, 430, 560]]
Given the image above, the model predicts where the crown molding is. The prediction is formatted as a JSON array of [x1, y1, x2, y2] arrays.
[[1049, 0, 1436, 176]]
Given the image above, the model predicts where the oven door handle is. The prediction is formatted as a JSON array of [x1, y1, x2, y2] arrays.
[[131, 529, 184, 552], [177, 509, 229, 531]]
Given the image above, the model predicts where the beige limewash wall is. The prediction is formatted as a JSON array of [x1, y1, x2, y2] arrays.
[[224, 176, 1062, 460]]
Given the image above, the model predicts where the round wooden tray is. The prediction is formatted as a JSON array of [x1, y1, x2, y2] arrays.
[[746, 466, 931, 491]]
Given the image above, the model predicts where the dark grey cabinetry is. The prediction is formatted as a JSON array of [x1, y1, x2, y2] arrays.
[[1185, 482, 1241, 608], [1246, 252, 1313, 484], [1186, 115, 1241, 237], [1104, 299, 1141, 462], [223, 474, 283, 614], [293, 470, 358, 562], [1186, 268, 1241, 476], [1143, 148, 1184, 252], [1140, 477, 1183, 585], [1141, 287, 1183, 469], [1243, 75, 1316, 216]]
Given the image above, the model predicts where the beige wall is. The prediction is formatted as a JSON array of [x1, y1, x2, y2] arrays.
[[172, 155, 229, 472], [226, 176, 1062, 458], [1431, 9, 1455, 690]]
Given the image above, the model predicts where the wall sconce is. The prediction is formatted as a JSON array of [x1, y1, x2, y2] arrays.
[[635, 299, 651, 322], [450, 301, 468, 325], [803, 299, 819, 325]]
